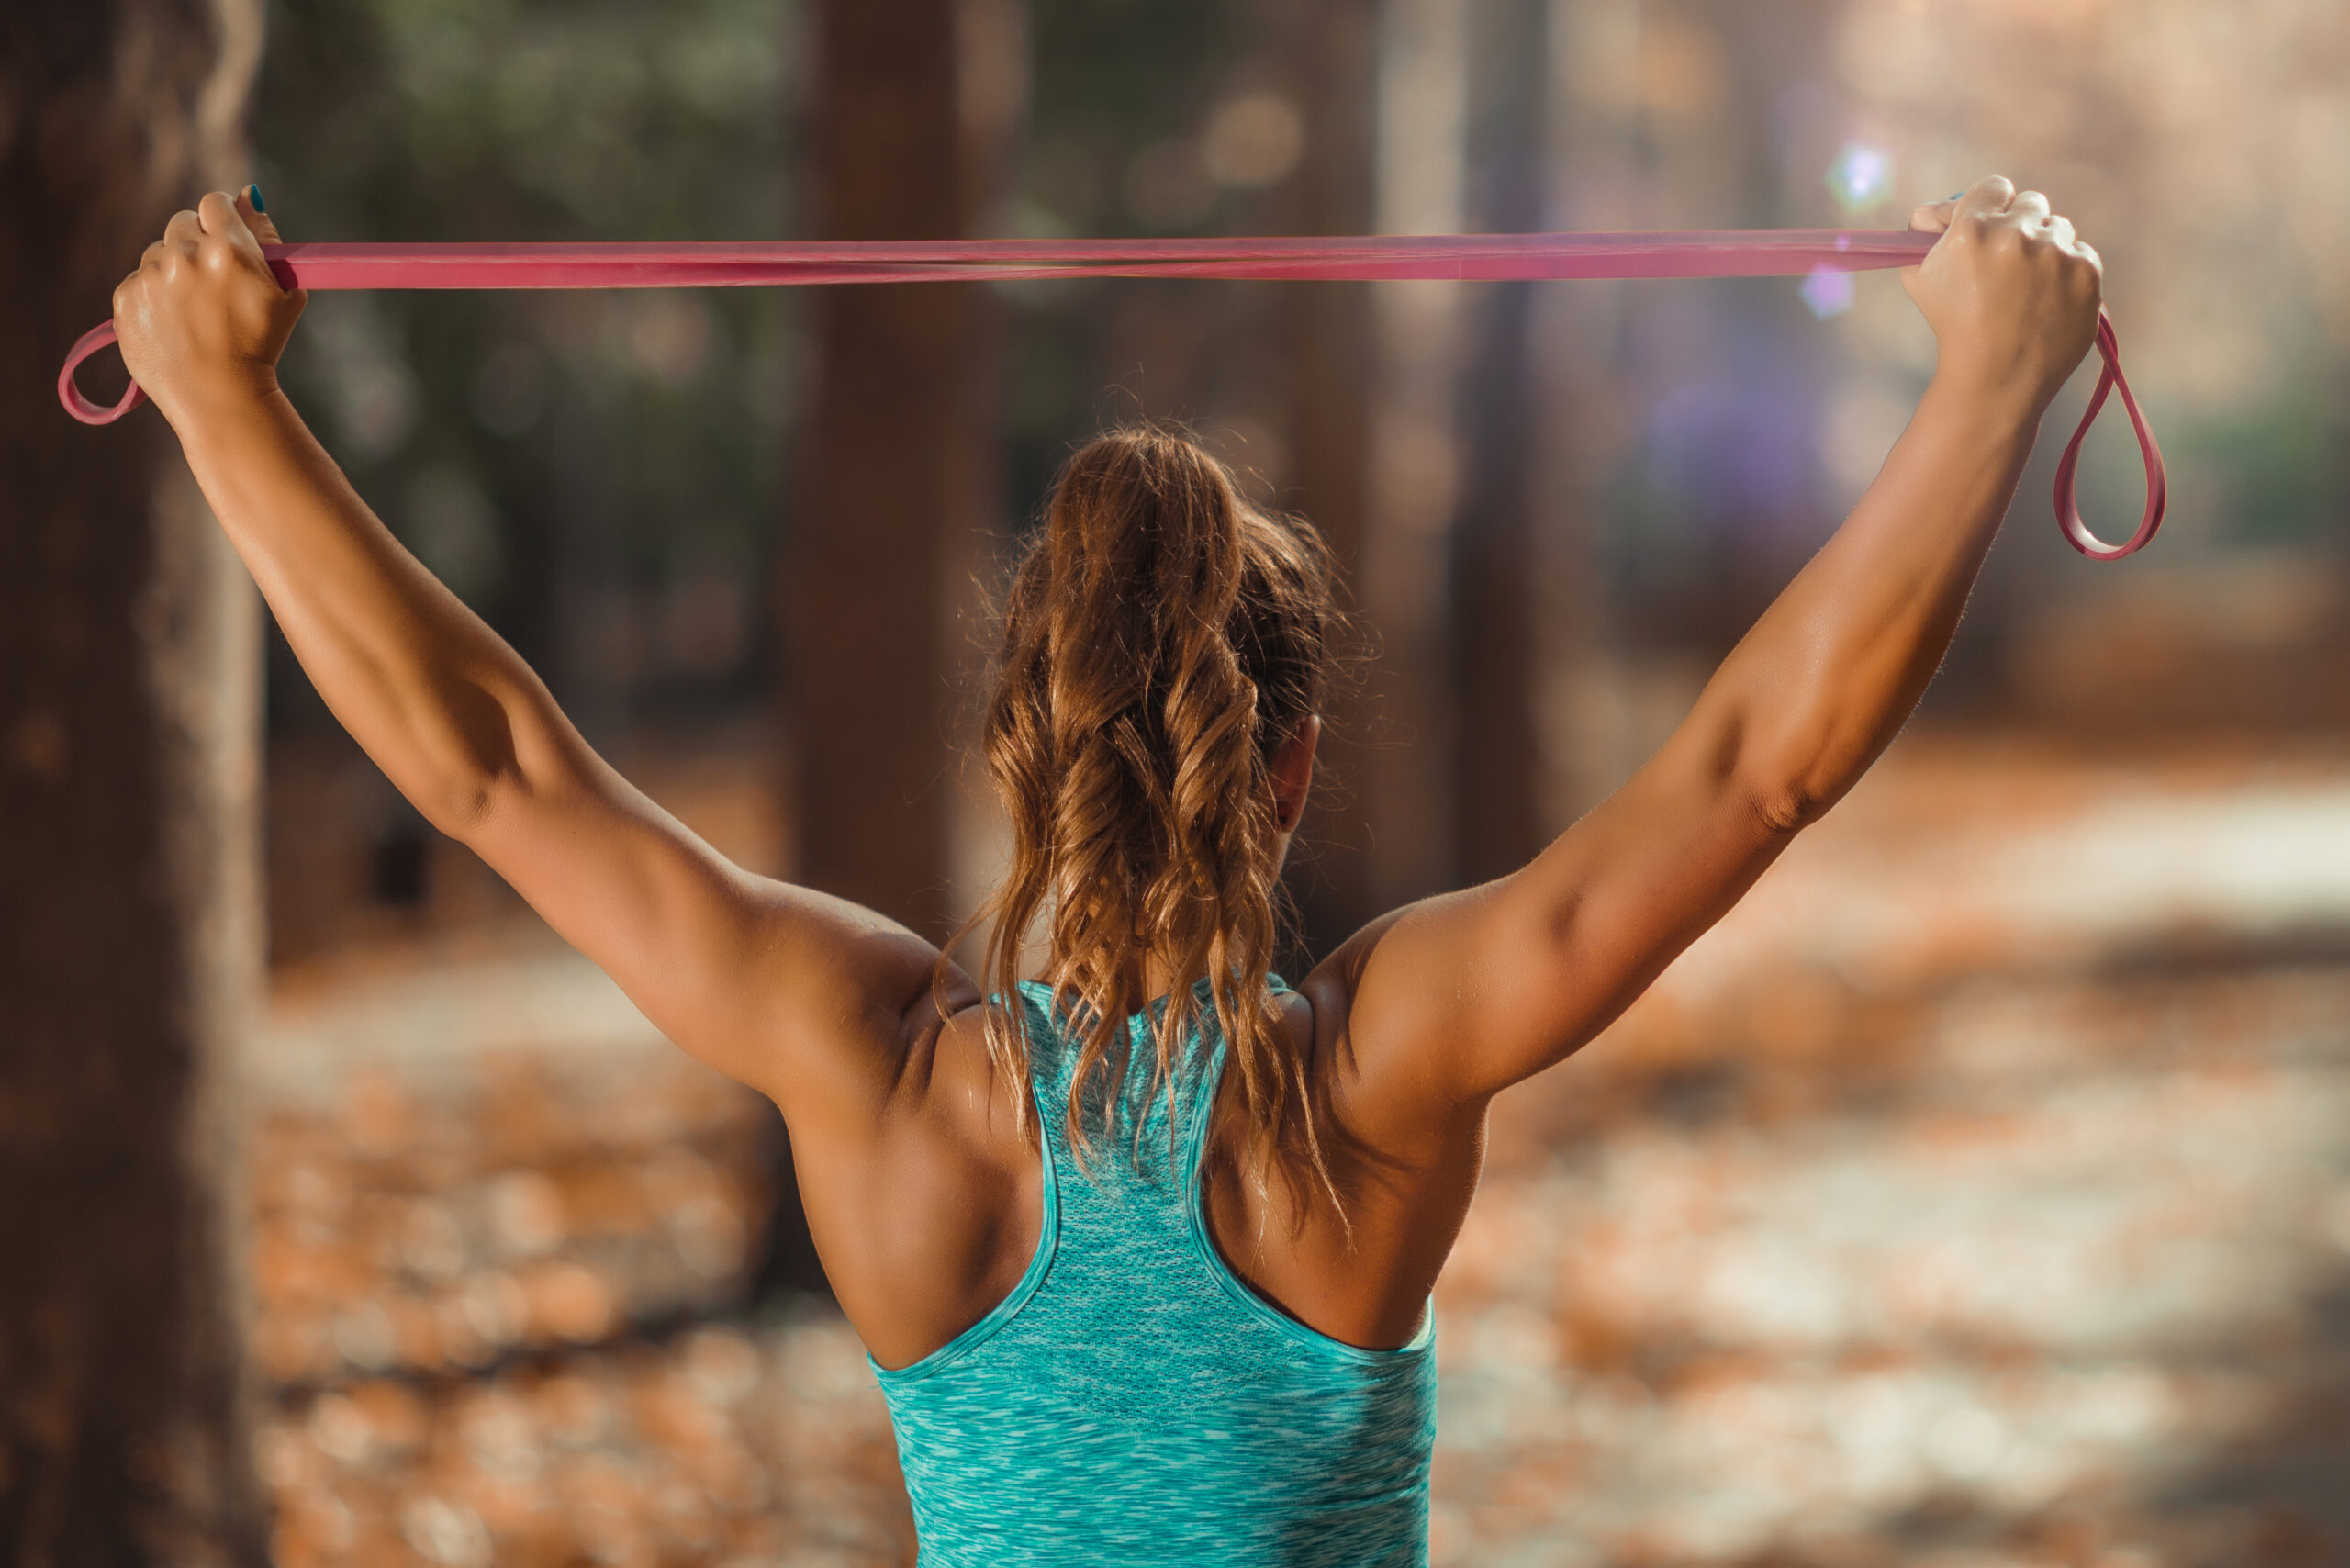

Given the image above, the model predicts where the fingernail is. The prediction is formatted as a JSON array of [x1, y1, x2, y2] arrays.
[[1947, 191, 1964, 201], [248, 184, 266, 213]]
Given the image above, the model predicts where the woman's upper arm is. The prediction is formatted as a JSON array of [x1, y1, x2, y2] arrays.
[[1330, 710, 1804, 1114], [458, 716, 978, 1128]]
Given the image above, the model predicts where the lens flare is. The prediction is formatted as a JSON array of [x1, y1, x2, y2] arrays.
[[1801, 264, 1855, 319], [1826, 141, 1893, 214]]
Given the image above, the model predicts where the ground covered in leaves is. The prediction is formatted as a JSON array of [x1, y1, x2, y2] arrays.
[[250, 734, 2350, 1567]]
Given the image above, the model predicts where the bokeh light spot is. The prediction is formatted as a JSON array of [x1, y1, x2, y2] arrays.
[[1801, 264, 1856, 319], [1826, 140, 1894, 214], [1203, 93, 1305, 189]]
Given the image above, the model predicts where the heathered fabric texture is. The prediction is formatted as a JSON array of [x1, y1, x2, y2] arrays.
[[870, 974, 1438, 1566]]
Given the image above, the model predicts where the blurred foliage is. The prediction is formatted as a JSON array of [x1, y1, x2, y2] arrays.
[[2178, 391, 2350, 550], [256, 0, 799, 726], [1025, 0, 1233, 199], [998, 1, 1248, 524], [251, 0, 2349, 729], [254, 0, 1253, 730]]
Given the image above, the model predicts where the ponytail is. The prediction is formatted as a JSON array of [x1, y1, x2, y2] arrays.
[[936, 423, 1348, 1232]]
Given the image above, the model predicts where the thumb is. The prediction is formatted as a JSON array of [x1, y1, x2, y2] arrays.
[[1908, 193, 1963, 238], [234, 183, 284, 247]]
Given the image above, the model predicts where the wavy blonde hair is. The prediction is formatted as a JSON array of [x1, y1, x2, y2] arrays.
[[934, 423, 1348, 1227]]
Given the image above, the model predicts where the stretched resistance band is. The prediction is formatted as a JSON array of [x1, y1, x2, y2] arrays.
[[58, 229, 2164, 559]]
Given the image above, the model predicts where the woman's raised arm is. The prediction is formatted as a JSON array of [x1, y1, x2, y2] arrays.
[[1327, 176, 2105, 1115], [110, 189, 971, 1131]]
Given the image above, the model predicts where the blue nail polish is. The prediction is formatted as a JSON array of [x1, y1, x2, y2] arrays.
[[249, 184, 266, 213], [1947, 191, 1964, 201]]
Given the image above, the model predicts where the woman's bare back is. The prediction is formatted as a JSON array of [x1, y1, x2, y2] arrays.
[[818, 959, 1488, 1371]]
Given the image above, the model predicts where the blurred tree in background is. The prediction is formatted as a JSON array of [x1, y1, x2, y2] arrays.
[[254, 0, 799, 736], [246, 0, 2350, 946], [1, 2, 271, 1562], [249, 0, 1267, 740]]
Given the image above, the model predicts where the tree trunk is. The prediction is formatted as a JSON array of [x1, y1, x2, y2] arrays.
[[1534, 0, 1661, 819], [1260, 0, 1382, 964], [770, 0, 1020, 1292], [1447, 0, 1553, 882], [1359, 0, 1472, 913], [0, 2, 269, 1564], [785, 0, 1020, 943]]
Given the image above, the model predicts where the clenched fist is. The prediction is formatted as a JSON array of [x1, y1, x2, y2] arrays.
[[111, 187, 306, 428], [1903, 176, 2103, 416]]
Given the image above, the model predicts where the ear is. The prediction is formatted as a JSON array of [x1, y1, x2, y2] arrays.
[[1270, 714, 1321, 833]]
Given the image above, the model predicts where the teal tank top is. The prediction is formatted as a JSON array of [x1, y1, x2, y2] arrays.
[[869, 973, 1438, 1566]]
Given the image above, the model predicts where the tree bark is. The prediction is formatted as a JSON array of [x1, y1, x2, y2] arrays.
[[785, 0, 1020, 945], [1259, 0, 1382, 965], [1360, 0, 1472, 913], [0, 2, 270, 1565], [770, 0, 1020, 1294], [1534, 0, 1672, 818], [1448, 0, 1552, 883]]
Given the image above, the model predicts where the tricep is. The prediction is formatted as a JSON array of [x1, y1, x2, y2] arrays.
[[1348, 720, 1804, 1113]]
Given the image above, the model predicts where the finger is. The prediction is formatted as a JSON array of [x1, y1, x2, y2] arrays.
[[2075, 239, 2103, 279], [114, 260, 149, 314], [196, 190, 275, 279], [1960, 175, 2017, 216], [233, 185, 284, 246], [2010, 188, 2053, 224], [163, 207, 204, 252], [1908, 197, 1959, 236], [196, 190, 248, 245]]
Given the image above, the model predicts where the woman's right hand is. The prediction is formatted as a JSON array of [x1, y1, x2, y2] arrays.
[[1902, 175, 2103, 417], [111, 185, 305, 428]]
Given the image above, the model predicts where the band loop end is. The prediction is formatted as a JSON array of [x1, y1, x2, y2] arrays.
[[58, 322, 145, 427], [2051, 307, 2165, 561]]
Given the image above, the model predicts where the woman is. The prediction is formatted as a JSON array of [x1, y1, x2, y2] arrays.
[[109, 175, 2101, 1564]]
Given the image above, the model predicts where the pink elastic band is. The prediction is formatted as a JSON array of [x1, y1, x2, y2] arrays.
[[58, 229, 2161, 558]]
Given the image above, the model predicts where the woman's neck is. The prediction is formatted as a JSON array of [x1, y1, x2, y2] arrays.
[[1038, 949, 1244, 1016], [1062, 950, 1180, 1015]]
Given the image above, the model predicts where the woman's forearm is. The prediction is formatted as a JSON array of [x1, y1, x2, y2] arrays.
[[173, 388, 557, 837], [1707, 373, 2042, 827]]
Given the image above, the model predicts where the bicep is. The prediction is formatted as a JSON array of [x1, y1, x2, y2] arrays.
[[1335, 715, 1799, 1111], [460, 720, 974, 1121]]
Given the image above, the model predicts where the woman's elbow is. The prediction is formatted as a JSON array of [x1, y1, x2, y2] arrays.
[[1741, 777, 1831, 838], [1720, 717, 1848, 838], [420, 773, 501, 842], [1738, 730, 1873, 836]]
